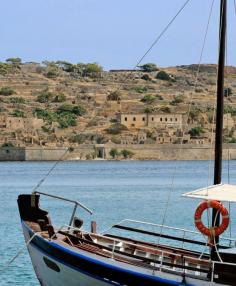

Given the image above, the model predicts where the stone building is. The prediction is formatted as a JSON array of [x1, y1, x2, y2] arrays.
[[119, 113, 185, 129]]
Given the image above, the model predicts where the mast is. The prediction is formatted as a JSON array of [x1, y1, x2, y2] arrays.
[[211, 0, 227, 258]]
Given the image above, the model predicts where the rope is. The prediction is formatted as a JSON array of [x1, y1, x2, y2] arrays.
[[0, 225, 65, 274], [133, 0, 192, 69], [0, 233, 38, 274], [157, 0, 216, 245], [108, 0, 192, 103], [32, 148, 69, 193]]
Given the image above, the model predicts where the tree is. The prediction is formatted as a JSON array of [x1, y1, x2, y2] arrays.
[[79, 63, 103, 77], [6, 57, 22, 66], [139, 63, 158, 72], [188, 127, 204, 137], [109, 148, 119, 159], [120, 149, 135, 159], [156, 71, 171, 81]]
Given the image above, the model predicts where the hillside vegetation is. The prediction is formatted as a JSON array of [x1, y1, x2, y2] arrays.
[[0, 59, 236, 147]]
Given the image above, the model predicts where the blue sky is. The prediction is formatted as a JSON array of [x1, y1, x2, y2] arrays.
[[1, 0, 235, 70]]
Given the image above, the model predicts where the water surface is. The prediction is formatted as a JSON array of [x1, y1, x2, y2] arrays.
[[0, 160, 236, 285]]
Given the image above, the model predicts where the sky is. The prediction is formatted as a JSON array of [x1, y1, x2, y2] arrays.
[[0, 0, 235, 70]]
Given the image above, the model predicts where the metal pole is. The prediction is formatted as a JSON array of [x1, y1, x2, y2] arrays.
[[212, 0, 227, 259], [69, 203, 78, 227]]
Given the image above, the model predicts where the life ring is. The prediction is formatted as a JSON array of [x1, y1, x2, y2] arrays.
[[194, 200, 229, 238]]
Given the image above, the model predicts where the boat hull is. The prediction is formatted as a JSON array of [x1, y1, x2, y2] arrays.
[[22, 222, 229, 286]]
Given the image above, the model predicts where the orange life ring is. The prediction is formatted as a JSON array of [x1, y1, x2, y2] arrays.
[[194, 200, 229, 238]]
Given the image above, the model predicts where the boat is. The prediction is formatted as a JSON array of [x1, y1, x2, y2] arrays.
[[18, 0, 236, 285]]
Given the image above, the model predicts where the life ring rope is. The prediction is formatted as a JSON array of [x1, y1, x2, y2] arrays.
[[194, 200, 229, 240]]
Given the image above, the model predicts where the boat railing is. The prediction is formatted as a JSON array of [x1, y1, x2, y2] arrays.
[[60, 225, 223, 279], [32, 191, 93, 226], [102, 219, 236, 247]]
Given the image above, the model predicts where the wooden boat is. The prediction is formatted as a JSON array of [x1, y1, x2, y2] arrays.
[[18, 0, 236, 285]]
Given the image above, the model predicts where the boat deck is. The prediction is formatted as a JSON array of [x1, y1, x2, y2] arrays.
[[26, 221, 212, 280]]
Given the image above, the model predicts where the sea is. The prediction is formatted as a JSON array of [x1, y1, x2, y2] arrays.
[[1, 160, 236, 285]]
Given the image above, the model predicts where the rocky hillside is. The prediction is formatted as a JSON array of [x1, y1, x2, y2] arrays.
[[0, 59, 236, 148]]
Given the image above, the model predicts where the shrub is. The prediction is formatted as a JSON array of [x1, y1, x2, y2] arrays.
[[107, 90, 121, 101], [53, 93, 66, 102], [56, 61, 76, 72], [141, 95, 156, 104], [189, 107, 201, 121], [57, 104, 86, 116], [160, 106, 171, 113], [120, 149, 134, 159], [106, 123, 128, 135], [135, 86, 148, 94], [171, 95, 184, 105], [224, 106, 236, 116], [156, 95, 164, 100], [141, 74, 152, 81], [156, 71, 171, 81], [224, 87, 233, 97], [139, 63, 158, 72], [11, 109, 25, 117], [8, 97, 25, 104], [35, 108, 57, 123], [0, 63, 14, 75], [188, 127, 204, 137], [46, 69, 59, 79], [2, 142, 14, 147], [228, 137, 236, 143], [37, 91, 54, 103], [57, 113, 77, 128], [69, 134, 85, 144], [109, 148, 119, 159], [144, 106, 156, 113], [0, 87, 16, 96]]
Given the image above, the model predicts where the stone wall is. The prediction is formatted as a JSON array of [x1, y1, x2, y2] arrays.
[[0, 144, 236, 161]]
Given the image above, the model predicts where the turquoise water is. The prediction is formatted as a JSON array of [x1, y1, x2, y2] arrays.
[[0, 160, 236, 285]]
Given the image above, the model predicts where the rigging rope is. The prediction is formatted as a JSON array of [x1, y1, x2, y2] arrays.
[[108, 0, 192, 100], [132, 0, 192, 69], [157, 0, 216, 245]]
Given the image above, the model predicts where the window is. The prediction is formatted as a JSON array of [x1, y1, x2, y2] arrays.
[[125, 117, 127, 121], [133, 117, 136, 121], [160, 118, 163, 122], [175, 118, 178, 122], [43, 257, 60, 273], [170, 118, 173, 122], [152, 117, 154, 121], [142, 117, 145, 121], [165, 118, 168, 122]]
